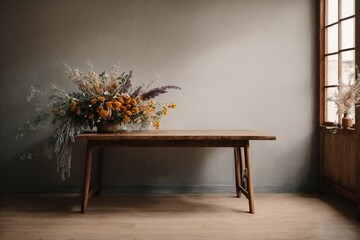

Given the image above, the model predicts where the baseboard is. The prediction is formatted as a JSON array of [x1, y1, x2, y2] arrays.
[[0, 185, 317, 195]]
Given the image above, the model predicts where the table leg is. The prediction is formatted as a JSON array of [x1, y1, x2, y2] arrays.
[[244, 140, 255, 213], [81, 142, 93, 214], [357, 135, 360, 221], [234, 147, 241, 198], [97, 147, 104, 196]]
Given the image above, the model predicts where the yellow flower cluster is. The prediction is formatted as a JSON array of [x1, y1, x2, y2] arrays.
[[147, 102, 177, 130], [153, 120, 160, 130], [91, 95, 141, 122], [161, 103, 176, 116], [162, 106, 168, 115], [69, 93, 177, 130], [120, 95, 140, 123], [168, 103, 176, 109]]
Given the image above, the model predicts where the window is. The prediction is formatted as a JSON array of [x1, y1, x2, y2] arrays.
[[320, 0, 356, 125]]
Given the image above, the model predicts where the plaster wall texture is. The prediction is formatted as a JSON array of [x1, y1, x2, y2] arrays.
[[0, 0, 318, 193]]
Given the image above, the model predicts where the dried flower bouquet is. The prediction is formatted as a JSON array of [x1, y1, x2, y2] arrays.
[[17, 61, 180, 179], [327, 67, 360, 121]]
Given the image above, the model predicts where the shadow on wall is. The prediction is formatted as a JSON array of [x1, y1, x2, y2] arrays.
[[0, 137, 86, 192], [0, 0, 317, 193], [1, 136, 235, 194], [98, 146, 228, 191]]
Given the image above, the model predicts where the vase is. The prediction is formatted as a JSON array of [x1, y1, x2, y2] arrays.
[[342, 112, 353, 129], [96, 122, 120, 133]]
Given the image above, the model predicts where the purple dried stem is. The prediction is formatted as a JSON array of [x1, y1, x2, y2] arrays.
[[131, 86, 142, 98], [122, 71, 133, 93], [141, 85, 181, 100]]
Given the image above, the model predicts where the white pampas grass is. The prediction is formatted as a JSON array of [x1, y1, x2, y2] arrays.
[[328, 67, 360, 116]]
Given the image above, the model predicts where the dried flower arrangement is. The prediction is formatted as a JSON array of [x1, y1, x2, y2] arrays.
[[17, 61, 180, 179], [327, 67, 360, 128]]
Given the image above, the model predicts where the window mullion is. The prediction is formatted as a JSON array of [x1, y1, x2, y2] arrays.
[[338, 0, 342, 124]]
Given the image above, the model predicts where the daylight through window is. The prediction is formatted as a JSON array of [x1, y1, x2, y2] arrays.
[[324, 0, 356, 124]]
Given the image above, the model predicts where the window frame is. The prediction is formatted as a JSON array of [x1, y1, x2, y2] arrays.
[[319, 0, 357, 126]]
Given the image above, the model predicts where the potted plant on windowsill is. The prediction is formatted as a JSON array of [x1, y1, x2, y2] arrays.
[[327, 68, 360, 129]]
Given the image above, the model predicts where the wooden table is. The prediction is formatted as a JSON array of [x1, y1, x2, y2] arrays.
[[75, 130, 276, 214]]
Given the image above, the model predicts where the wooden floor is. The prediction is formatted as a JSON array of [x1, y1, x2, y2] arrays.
[[0, 193, 359, 240]]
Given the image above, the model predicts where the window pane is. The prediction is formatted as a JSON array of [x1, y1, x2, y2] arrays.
[[326, 0, 338, 25], [325, 87, 338, 122], [326, 54, 339, 85], [341, 50, 355, 84], [341, 18, 355, 49], [326, 24, 338, 53], [341, 0, 355, 18]]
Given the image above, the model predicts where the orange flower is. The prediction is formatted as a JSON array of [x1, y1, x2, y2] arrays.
[[90, 98, 97, 105], [113, 101, 122, 111], [132, 107, 139, 113], [96, 105, 104, 112], [98, 96, 105, 102], [153, 120, 160, 130], [120, 106, 127, 111], [117, 97, 124, 103], [168, 103, 176, 109], [131, 99, 137, 105], [99, 109, 109, 119], [162, 105, 168, 115], [123, 115, 131, 123], [124, 98, 131, 104], [105, 101, 113, 110], [125, 110, 132, 116]]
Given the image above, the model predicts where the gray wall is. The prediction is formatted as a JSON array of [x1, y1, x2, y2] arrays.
[[0, 0, 318, 194]]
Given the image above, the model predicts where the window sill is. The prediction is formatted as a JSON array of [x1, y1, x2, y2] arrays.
[[319, 125, 356, 133]]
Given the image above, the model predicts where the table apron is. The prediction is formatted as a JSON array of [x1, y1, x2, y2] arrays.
[[86, 139, 248, 148]]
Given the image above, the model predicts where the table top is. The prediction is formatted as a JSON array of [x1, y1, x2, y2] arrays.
[[75, 130, 276, 141]]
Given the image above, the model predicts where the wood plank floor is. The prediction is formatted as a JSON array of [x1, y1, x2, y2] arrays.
[[0, 193, 359, 240]]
